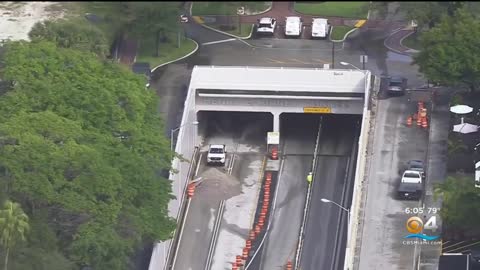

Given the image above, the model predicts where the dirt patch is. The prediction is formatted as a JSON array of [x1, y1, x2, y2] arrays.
[[196, 168, 242, 203]]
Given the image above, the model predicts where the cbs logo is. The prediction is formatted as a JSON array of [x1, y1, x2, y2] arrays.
[[406, 216, 438, 233]]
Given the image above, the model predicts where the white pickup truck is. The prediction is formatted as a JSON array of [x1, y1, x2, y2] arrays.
[[207, 144, 226, 166], [397, 170, 423, 200]]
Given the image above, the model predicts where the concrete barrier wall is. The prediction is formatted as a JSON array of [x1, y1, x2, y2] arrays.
[[148, 71, 199, 270], [344, 73, 377, 270]]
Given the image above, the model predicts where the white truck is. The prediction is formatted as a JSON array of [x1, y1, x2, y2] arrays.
[[285, 16, 303, 37], [397, 170, 423, 200], [311, 18, 330, 39], [207, 144, 226, 166]]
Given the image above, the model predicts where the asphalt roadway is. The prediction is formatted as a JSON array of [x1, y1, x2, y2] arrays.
[[299, 115, 360, 270], [172, 111, 271, 270], [250, 113, 320, 270], [246, 114, 359, 270]]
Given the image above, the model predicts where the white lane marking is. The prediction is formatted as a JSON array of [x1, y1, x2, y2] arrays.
[[201, 38, 236, 46]]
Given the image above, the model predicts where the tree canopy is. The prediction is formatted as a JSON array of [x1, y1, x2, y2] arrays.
[[0, 40, 175, 269], [413, 9, 480, 92], [434, 175, 480, 234], [29, 19, 109, 58]]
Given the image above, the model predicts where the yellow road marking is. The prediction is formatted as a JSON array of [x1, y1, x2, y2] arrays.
[[192, 16, 204, 24], [312, 58, 332, 64], [265, 57, 286, 64], [288, 58, 310, 64], [355, 19, 367, 28]]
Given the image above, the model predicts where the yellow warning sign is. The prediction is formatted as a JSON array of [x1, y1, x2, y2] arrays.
[[303, 107, 331, 113]]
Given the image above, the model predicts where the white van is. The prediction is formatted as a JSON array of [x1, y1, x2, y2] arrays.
[[285, 16, 302, 37], [311, 18, 330, 39]]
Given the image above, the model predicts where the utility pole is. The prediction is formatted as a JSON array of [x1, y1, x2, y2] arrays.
[[331, 41, 335, 69]]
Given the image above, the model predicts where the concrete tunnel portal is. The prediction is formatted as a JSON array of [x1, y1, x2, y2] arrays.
[[148, 66, 373, 270]]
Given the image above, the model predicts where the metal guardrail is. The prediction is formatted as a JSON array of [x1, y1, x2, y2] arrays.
[[164, 146, 200, 270], [294, 116, 323, 269], [204, 200, 226, 270]]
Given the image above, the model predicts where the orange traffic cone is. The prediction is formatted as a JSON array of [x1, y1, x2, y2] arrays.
[[407, 116, 412, 127], [286, 261, 293, 270], [416, 115, 422, 127], [422, 118, 428, 129]]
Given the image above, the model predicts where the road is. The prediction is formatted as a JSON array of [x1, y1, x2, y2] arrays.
[[299, 115, 360, 270], [356, 86, 429, 270], [172, 111, 271, 270], [250, 113, 320, 270]]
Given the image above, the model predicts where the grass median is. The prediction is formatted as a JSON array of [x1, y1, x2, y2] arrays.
[[294, 2, 369, 19], [331, 26, 355, 41], [192, 2, 271, 15], [402, 32, 422, 51], [136, 33, 197, 68]]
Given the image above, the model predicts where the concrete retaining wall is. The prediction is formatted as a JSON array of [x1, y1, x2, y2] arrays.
[[148, 74, 199, 270], [344, 74, 377, 270]]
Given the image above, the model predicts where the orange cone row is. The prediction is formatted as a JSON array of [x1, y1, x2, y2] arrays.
[[235, 171, 274, 269], [407, 102, 429, 129], [187, 183, 195, 198]]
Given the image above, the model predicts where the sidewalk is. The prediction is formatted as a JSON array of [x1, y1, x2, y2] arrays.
[[417, 88, 450, 270]]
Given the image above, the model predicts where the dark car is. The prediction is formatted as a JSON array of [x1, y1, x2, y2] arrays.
[[397, 182, 422, 200], [387, 76, 407, 96], [471, 248, 480, 266], [407, 160, 426, 179]]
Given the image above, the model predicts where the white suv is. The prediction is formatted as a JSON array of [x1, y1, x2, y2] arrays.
[[257, 17, 276, 35], [207, 144, 226, 166], [285, 16, 303, 37]]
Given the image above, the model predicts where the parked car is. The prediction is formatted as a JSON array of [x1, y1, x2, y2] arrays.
[[207, 144, 226, 166], [311, 18, 330, 39], [397, 170, 423, 200], [285, 16, 303, 37], [180, 14, 188, 23], [406, 160, 426, 179], [256, 17, 276, 35], [387, 76, 407, 96]]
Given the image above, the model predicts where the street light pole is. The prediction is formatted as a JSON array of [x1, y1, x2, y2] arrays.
[[331, 41, 335, 69], [339, 61, 362, 71], [321, 198, 350, 226], [170, 121, 199, 156]]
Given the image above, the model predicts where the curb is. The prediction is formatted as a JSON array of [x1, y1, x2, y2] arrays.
[[330, 26, 358, 42], [150, 38, 199, 73], [383, 28, 413, 56], [242, 1, 273, 16], [199, 22, 254, 40], [399, 30, 419, 53]]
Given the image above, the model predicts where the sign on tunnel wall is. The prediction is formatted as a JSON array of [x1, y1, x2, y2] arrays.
[[303, 107, 332, 113], [196, 96, 364, 114]]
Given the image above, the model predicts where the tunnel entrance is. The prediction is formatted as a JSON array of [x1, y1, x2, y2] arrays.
[[197, 111, 273, 152]]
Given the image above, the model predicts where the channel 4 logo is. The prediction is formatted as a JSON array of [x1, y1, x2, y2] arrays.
[[404, 216, 440, 241]]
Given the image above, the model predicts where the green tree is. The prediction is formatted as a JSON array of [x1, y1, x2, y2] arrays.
[[0, 41, 175, 269], [434, 175, 480, 234], [29, 19, 109, 58], [413, 9, 480, 92], [128, 2, 181, 56], [0, 200, 29, 270], [399, 2, 464, 29]]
